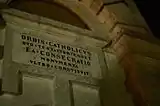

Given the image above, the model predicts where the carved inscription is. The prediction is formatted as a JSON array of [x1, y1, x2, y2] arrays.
[[20, 34, 92, 76]]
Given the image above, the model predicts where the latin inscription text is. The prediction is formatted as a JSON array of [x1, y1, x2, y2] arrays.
[[21, 34, 92, 76]]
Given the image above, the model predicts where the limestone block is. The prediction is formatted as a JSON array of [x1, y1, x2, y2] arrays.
[[103, 0, 126, 4], [117, 24, 149, 40], [1, 9, 108, 95], [109, 24, 124, 41], [108, 22, 151, 48], [0, 28, 5, 45], [0, 75, 54, 106], [97, 5, 117, 30], [80, 0, 94, 7], [90, 0, 103, 14], [104, 3, 139, 25], [122, 35, 160, 60], [103, 52, 134, 106], [134, 54, 160, 106], [112, 35, 130, 61], [0, 28, 5, 92]]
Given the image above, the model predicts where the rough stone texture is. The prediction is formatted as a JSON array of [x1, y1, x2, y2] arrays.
[[0, 26, 5, 92], [0, 0, 160, 106], [90, 0, 103, 14], [80, 0, 94, 7], [55, 0, 110, 41], [9, 0, 90, 30], [0, 76, 54, 106], [104, 52, 134, 106], [107, 34, 160, 106], [134, 54, 160, 106], [0, 9, 121, 106]]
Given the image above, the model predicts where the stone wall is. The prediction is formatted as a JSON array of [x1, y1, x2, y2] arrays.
[[0, 0, 160, 106]]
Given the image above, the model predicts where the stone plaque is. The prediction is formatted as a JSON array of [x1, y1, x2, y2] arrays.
[[12, 30, 102, 77]]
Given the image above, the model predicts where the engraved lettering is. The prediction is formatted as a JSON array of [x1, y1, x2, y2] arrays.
[[20, 35, 92, 76], [21, 35, 26, 40], [25, 47, 30, 52], [67, 57, 71, 61], [40, 51, 45, 56], [41, 57, 45, 61], [46, 52, 50, 56], [61, 55, 65, 60]]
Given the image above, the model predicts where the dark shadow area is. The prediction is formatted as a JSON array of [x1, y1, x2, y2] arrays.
[[0, 79, 3, 95], [0, 46, 4, 60], [0, 15, 6, 29], [134, 0, 160, 39]]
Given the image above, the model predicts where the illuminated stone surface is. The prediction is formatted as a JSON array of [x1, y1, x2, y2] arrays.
[[0, 0, 159, 106]]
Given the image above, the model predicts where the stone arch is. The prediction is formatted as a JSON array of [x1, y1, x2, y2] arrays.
[[8, 0, 90, 30], [5, 0, 111, 41], [0, 0, 150, 106]]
